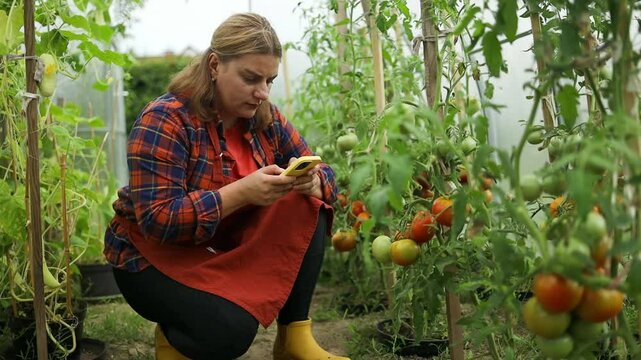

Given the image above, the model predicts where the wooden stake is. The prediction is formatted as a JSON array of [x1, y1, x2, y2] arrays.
[[336, 0, 351, 104], [421, 1, 464, 358], [528, 9, 556, 131], [421, 0, 439, 111], [360, 0, 385, 115], [23, 0, 48, 358]]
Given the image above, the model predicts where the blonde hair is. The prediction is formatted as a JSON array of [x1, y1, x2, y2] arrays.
[[168, 13, 282, 129]]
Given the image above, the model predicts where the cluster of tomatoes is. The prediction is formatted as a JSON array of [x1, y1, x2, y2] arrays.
[[523, 272, 625, 358], [330, 170, 460, 267]]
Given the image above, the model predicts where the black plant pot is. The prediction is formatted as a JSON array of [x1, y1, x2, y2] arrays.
[[376, 318, 448, 358], [71, 338, 107, 360], [79, 263, 121, 300], [8, 300, 87, 359]]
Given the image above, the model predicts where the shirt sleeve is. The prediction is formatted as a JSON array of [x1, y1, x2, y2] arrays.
[[271, 107, 339, 205], [127, 109, 221, 246]]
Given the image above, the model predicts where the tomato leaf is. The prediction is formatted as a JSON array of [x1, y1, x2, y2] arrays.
[[498, 0, 518, 41], [482, 31, 502, 77], [452, 5, 481, 36], [557, 85, 579, 128], [626, 259, 641, 297], [349, 163, 373, 198], [385, 154, 412, 194]]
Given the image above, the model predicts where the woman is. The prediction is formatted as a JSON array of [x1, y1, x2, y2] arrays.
[[104, 13, 350, 360]]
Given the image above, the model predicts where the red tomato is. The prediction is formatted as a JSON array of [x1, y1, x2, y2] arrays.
[[533, 273, 584, 313], [457, 167, 469, 185], [351, 200, 366, 217], [410, 210, 437, 244], [432, 197, 453, 227], [522, 298, 571, 338], [331, 230, 357, 252], [390, 239, 420, 266], [336, 193, 348, 208], [575, 287, 625, 322], [416, 171, 432, 189]]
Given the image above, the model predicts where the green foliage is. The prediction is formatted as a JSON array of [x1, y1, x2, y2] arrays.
[[124, 56, 193, 134]]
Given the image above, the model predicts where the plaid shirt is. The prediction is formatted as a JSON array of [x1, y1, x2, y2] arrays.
[[104, 93, 338, 272]]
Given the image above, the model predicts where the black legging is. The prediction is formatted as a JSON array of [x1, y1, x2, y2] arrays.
[[113, 210, 327, 359]]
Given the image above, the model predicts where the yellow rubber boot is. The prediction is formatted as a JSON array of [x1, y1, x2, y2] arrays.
[[155, 324, 190, 360], [272, 319, 350, 360]]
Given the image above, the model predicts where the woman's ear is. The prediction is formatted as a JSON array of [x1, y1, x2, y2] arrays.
[[208, 53, 220, 79]]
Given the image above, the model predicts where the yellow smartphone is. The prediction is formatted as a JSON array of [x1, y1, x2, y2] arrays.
[[281, 156, 322, 177]]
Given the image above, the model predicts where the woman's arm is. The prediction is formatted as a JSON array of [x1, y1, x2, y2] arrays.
[[128, 109, 224, 246]]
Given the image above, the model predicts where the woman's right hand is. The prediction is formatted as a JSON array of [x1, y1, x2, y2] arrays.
[[239, 165, 296, 206]]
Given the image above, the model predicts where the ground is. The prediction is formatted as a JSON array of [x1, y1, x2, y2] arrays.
[[82, 285, 363, 360]]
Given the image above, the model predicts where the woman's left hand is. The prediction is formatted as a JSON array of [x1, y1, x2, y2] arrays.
[[288, 157, 323, 199]]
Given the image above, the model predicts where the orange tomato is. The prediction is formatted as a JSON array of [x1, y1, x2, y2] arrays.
[[591, 238, 610, 268], [575, 287, 625, 322], [432, 197, 453, 227], [533, 273, 584, 313], [336, 193, 348, 208], [390, 239, 420, 266], [549, 196, 565, 217], [353, 211, 371, 231], [483, 189, 493, 204], [331, 229, 357, 252]]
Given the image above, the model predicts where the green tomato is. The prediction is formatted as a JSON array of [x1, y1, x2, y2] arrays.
[[527, 129, 544, 145], [541, 175, 566, 196], [435, 139, 450, 158], [584, 212, 607, 240], [535, 335, 574, 359], [569, 319, 605, 341], [523, 298, 571, 338], [336, 133, 358, 152], [547, 137, 564, 158], [520, 174, 542, 201], [371, 235, 392, 264], [460, 136, 478, 155]]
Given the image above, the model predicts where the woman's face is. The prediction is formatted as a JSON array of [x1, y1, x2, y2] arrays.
[[208, 53, 279, 121]]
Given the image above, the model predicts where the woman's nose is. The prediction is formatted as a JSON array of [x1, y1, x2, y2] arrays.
[[254, 83, 270, 100]]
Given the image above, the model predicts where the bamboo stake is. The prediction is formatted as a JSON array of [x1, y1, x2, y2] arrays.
[[23, 0, 48, 357], [360, 0, 385, 115]]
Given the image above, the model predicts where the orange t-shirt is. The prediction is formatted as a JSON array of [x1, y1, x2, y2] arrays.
[[224, 122, 259, 178]]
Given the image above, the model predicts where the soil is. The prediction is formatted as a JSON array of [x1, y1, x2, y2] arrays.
[[100, 285, 355, 360]]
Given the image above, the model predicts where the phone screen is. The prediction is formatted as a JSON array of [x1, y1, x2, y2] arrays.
[[294, 162, 311, 170]]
